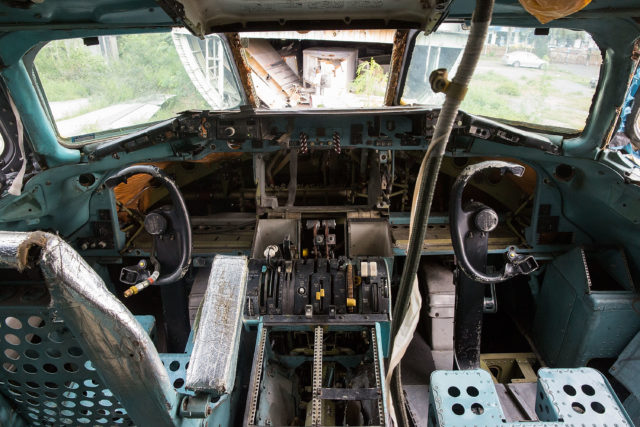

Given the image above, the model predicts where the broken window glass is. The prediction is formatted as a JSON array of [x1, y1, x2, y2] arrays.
[[240, 30, 394, 109], [34, 32, 243, 140]]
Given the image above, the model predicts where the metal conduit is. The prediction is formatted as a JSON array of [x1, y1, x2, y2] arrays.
[[388, 1, 495, 424]]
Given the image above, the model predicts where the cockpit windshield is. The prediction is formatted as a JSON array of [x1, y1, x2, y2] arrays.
[[33, 25, 602, 143]]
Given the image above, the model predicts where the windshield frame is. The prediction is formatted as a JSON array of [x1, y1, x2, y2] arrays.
[[25, 24, 605, 146], [232, 29, 409, 112]]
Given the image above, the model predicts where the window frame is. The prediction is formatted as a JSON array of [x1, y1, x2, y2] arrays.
[[27, 29, 248, 147], [396, 24, 604, 137]]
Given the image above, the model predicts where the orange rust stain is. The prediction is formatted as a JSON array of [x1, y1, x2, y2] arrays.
[[114, 153, 242, 218]]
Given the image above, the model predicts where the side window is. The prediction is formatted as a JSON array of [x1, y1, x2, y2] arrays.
[[34, 32, 243, 142], [401, 25, 602, 132]]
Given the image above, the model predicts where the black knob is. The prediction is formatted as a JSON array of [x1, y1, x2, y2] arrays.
[[224, 126, 236, 138], [474, 208, 499, 232], [144, 213, 168, 236]]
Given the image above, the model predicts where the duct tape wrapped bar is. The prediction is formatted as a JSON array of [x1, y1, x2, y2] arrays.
[[185, 255, 248, 396], [0, 231, 177, 426]]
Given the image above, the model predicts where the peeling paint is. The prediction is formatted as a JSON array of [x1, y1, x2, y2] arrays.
[[384, 29, 408, 106]]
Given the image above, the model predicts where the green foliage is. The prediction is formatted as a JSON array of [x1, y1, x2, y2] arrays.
[[35, 39, 108, 101], [350, 58, 388, 102], [495, 81, 521, 96], [34, 33, 210, 135], [461, 64, 594, 130]]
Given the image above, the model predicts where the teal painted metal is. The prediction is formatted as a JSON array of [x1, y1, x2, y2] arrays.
[[135, 314, 156, 338], [0, 1, 173, 29], [611, 330, 640, 400], [0, 27, 175, 167], [428, 369, 506, 426], [428, 368, 633, 426], [0, 392, 28, 427], [0, 2, 637, 166], [0, 118, 637, 269], [623, 394, 640, 424], [533, 247, 640, 367], [0, 3, 636, 425], [0, 61, 79, 166], [535, 368, 630, 424], [0, 290, 236, 426], [159, 353, 195, 397], [377, 321, 390, 359], [448, 1, 640, 158]]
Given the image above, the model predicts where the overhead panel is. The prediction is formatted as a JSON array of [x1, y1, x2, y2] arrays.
[[157, 0, 454, 36]]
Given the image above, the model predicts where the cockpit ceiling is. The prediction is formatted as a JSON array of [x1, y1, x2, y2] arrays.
[[1, 0, 639, 33], [156, 0, 452, 35]]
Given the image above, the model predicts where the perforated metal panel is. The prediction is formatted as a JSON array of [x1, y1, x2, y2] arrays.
[[159, 353, 193, 396], [0, 284, 134, 426], [536, 367, 632, 425], [428, 368, 633, 426]]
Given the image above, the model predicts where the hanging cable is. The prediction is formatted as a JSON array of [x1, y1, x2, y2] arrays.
[[385, 1, 495, 425]]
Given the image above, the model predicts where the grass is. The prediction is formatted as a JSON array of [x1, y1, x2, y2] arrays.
[[461, 62, 595, 130], [35, 33, 598, 136], [495, 81, 521, 96], [34, 33, 211, 137]]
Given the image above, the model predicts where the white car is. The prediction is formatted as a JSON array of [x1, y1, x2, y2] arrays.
[[502, 51, 548, 69]]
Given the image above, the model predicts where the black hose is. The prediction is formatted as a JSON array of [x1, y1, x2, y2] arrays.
[[105, 164, 192, 286], [387, 1, 495, 425]]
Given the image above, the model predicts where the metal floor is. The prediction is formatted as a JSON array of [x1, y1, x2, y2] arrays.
[[401, 332, 538, 426]]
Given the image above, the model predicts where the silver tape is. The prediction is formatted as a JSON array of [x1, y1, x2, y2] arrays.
[[185, 255, 248, 395], [0, 231, 177, 426]]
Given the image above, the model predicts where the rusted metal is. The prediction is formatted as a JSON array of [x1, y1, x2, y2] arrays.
[[245, 53, 289, 99], [225, 32, 259, 108], [384, 29, 409, 106], [603, 47, 639, 148]]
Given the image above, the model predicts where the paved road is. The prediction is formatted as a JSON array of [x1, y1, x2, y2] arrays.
[[54, 94, 171, 137], [477, 59, 599, 81]]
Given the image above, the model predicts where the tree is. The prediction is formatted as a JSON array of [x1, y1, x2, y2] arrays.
[[350, 58, 388, 105]]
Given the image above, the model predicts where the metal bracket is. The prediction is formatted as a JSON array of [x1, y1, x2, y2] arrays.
[[312, 326, 324, 426], [483, 283, 497, 313], [179, 393, 212, 418]]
